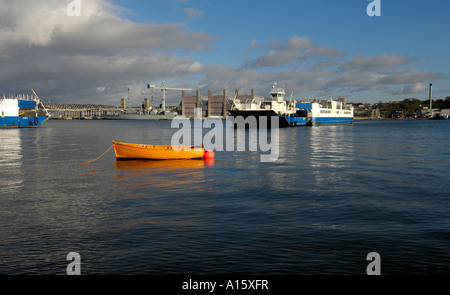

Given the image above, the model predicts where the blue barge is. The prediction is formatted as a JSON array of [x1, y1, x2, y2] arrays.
[[1, 92, 51, 128]]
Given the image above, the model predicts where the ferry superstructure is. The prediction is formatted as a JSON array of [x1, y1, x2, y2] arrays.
[[228, 83, 353, 127], [0, 91, 51, 128]]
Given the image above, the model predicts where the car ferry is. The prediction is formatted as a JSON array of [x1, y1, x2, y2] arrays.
[[228, 83, 353, 127]]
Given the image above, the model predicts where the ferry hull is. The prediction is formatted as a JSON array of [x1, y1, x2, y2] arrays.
[[312, 117, 353, 125], [228, 110, 353, 127], [228, 110, 308, 128]]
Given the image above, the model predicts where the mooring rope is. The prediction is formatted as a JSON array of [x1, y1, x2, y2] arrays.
[[62, 144, 114, 167], [13, 144, 115, 174]]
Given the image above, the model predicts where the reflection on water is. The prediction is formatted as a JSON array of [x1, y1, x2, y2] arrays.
[[2, 120, 450, 274], [114, 159, 206, 171], [0, 129, 23, 165], [308, 125, 355, 190], [0, 129, 24, 192], [309, 125, 355, 169], [114, 159, 210, 191]]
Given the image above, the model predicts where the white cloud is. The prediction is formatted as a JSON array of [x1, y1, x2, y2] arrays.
[[225, 36, 444, 100], [392, 83, 428, 95], [341, 54, 413, 72], [243, 36, 345, 69], [184, 7, 205, 20], [378, 70, 444, 85]]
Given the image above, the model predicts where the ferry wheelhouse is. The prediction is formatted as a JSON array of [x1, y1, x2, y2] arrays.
[[228, 83, 353, 127]]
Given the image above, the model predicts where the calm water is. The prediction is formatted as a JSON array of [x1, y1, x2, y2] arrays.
[[0, 119, 449, 275]]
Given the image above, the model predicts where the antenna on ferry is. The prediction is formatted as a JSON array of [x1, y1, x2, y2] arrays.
[[289, 91, 293, 109], [231, 92, 238, 110]]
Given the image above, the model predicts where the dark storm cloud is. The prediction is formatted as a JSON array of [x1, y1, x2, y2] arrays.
[[0, 0, 213, 104]]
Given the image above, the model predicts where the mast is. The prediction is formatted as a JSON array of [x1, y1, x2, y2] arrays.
[[31, 89, 50, 117]]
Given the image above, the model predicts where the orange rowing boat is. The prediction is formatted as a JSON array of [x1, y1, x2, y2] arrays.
[[112, 141, 205, 160]]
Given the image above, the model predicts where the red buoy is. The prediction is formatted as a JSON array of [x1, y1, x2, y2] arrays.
[[203, 149, 214, 160], [203, 149, 214, 166]]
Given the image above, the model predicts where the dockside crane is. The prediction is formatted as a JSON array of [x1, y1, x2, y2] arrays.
[[147, 81, 193, 112]]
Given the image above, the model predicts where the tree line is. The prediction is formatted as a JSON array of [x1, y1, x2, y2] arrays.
[[376, 96, 450, 115]]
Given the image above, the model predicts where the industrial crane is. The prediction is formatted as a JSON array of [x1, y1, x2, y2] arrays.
[[147, 81, 193, 112]]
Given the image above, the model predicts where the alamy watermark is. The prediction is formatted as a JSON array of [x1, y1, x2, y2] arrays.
[[66, 252, 81, 275], [366, 0, 381, 17], [64, 251, 380, 274], [366, 252, 381, 275], [171, 109, 279, 163], [66, 0, 81, 17]]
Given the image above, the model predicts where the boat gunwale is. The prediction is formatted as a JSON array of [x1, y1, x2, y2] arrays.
[[112, 141, 203, 151], [112, 141, 205, 160]]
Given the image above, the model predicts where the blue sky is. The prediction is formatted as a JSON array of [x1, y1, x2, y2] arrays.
[[0, 0, 449, 104]]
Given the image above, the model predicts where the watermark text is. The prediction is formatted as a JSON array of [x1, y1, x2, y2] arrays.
[[366, 0, 381, 17], [366, 252, 381, 275], [171, 109, 279, 162], [66, 0, 81, 17], [66, 252, 81, 275]]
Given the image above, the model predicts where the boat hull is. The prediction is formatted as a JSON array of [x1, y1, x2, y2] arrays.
[[113, 141, 205, 160], [228, 111, 353, 127], [0, 115, 50, 128], [311, 116, 353, 125], [1, 97, 51, 128], [228, 110, 308, 128]]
